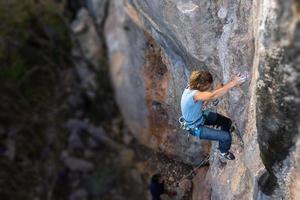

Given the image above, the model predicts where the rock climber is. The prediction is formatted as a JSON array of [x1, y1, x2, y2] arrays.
[[180, 70, 247, 160]]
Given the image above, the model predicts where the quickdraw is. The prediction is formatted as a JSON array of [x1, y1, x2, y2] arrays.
[[178, 116, 202, 140], [178, 116, 191, 131]]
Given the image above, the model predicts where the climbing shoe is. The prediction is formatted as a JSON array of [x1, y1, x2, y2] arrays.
[[220, 151, 235, 160]]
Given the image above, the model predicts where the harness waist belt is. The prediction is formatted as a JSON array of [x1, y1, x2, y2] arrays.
[[185, 116, 204, 126]]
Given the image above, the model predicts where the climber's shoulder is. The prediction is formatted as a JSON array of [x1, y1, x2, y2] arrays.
[[193, 90, 214, 101]]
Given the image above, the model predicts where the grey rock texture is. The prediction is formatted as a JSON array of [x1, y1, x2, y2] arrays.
[[102, 0, 300, 199], [104, 0, 210, 164], [71, 8, 104, 70], [288, 139, 300, 199], [86, 0, 109, 27], [255, 1, 300, 198]]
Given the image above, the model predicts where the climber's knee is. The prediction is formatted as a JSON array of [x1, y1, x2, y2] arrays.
[[216, 114, 232, 131]]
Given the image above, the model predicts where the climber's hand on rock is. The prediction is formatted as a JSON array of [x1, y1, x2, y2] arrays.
[[238, 73, 248, 84], [232, 73, 247, 85], [195, 73, 247, 101]]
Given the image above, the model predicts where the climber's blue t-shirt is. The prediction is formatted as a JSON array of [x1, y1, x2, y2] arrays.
[[180, 88, 204, 126]]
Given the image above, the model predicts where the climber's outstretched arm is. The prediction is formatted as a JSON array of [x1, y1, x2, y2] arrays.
[[193, 81, 235, 101], [193, 74, 246, 101]]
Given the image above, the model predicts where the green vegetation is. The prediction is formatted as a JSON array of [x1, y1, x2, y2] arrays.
[[0, 0, 71, 118], [0, 0, 70, 82], [0, 1, 71, 199]]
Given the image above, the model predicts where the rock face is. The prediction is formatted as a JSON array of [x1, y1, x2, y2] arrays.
[[104, 0, 210, 164], [253, 1, 300, 199], [102, 0, 300, 199]]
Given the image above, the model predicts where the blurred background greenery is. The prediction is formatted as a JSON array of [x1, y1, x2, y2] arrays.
[[0, 0, 71, 122]]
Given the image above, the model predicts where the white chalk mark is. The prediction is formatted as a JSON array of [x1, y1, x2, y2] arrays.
[[177, 2, 199, 14], [217, 7, 227, 19]]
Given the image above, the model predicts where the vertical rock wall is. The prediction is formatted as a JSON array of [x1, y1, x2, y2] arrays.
[[104, 0, 210, 164], [102, 0, 300, 199], [255, 0, 300, 198]]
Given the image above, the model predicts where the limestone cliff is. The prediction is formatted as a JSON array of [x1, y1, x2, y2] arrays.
[[102, 0, 300, 199]]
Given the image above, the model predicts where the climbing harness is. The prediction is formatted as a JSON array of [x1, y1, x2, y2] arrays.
[[179, 98, 219, 138], [178, 116, 202, 139], [179, 116, 198, 131], [179, 95, 221, 145], [178, 116, 192, 141]]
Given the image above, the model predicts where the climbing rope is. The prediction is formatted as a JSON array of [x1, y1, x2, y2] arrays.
[[175, 155, 211, 185], [175, 98, 217, 184]]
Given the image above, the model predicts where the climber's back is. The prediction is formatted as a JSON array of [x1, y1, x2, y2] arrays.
[[180, 87, 203, 126]]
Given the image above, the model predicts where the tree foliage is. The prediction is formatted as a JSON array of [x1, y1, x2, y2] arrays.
[[0, 0, 71, 122], [0, 1, 71, 199]]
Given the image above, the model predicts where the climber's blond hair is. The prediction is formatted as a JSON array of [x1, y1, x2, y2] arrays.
[[189, 70, 213, 91]]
